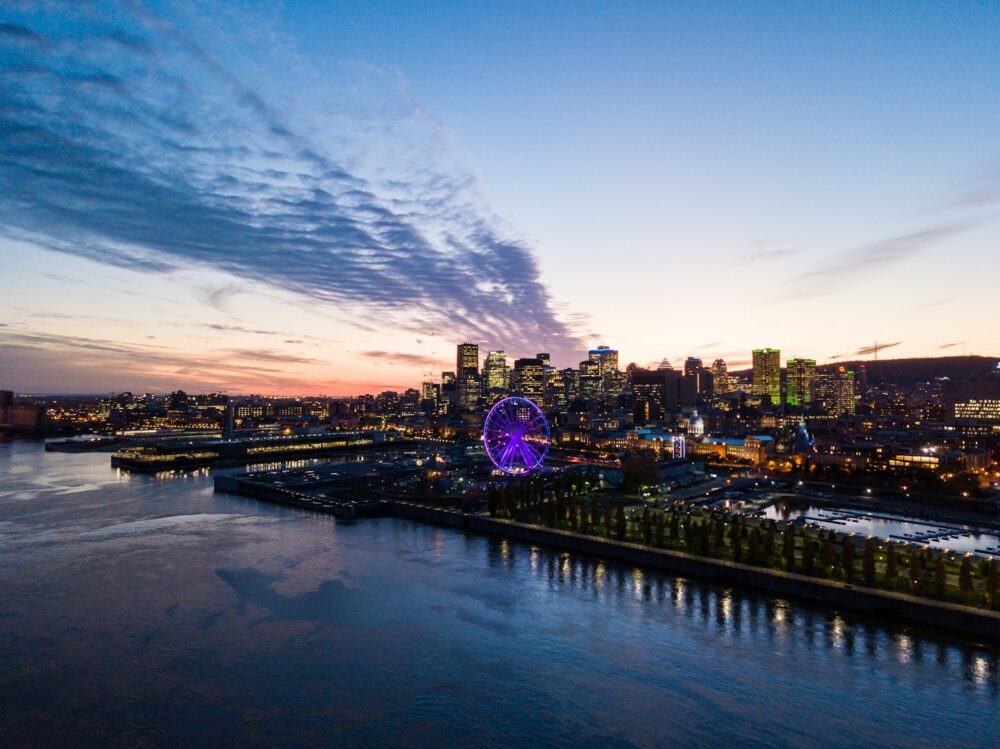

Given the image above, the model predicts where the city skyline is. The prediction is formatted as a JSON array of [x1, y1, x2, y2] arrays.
[[3, 2, 1000, 395]]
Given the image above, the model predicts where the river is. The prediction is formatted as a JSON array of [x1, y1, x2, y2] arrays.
[[1, 441, 997, 747]]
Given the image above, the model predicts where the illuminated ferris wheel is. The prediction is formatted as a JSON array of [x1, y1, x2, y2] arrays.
[[482, 396, 550, 475]]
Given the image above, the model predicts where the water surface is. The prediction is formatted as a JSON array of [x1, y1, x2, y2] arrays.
[[1, 442, 997, 747]]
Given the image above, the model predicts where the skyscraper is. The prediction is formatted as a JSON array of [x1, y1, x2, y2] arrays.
[[456, 343, 481, 411], [786, 358, 816, 406], [482, 350, 510, 397], [457, 343, 479, 375], [710, 359, 730, 394], [589, 345, 621, 397], [752, 348, 781, 405], [511, 357, 545, 405], [815, 366, 856, 415], [684, 356, 708, 395]]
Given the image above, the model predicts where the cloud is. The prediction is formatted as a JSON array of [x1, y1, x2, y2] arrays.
[[854, 341, 900, 356], [0, 4, 578, 362], [741, 247, 801, 264], [775, 224, 972, 301], [361, 350, 444, 367], [206, 323, 280, 336], [938, 342, 963, 349]]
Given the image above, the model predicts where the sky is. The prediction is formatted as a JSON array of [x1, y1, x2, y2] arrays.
[[2, 0, 999, 395]]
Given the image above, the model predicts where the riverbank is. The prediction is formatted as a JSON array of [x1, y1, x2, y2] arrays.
[[215, 470, 1000, 642]]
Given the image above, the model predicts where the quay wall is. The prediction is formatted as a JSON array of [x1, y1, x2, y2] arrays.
[[386, 501, 1000, 641]]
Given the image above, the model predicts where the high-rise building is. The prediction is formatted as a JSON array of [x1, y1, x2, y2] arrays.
[[684, 356, 710, 395], [456, 343, 479, 374], [752, 348, 781, 405], [578, 359, 602, 400], [786, 358, 816, 407], [456, 343, 481, 411], [815, 366, 856, 415], [511, 358, 545, 405], [710, 359, 730, 394], [482, 351, 510, 397], [588, 345, 622, 396]]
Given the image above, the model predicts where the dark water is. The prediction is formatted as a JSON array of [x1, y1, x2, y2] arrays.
[[1, 442, 998, 748]]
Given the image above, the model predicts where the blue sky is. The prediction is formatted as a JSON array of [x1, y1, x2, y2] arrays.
[[1, 1, 999, 393]]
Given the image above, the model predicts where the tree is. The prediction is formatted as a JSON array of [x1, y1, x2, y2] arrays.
[[763, 522, 776, 566], [670, 512, 680, 544], [729, 518, 742, 562], [909, 551, 921, 593], [959, 556, 973, 603], [862, 540, 876, 587], [934, 557, 947, 600], [987, 560, 999, 610], [841, 537, 855, 582], [747, 527, 759, 565], [655, 512, 665, 547], [615, 505, 626, 540], [604, 503, 613, 535], [885, 544, 898, 590], [820, 533, 834, 576], [713, 519, 725, 554], [782, 525, 796, 572], [699, 522, 711, 556], [802, 536, 816, 576], [569, 503, 579, 532], [641, 507, 652, 545]]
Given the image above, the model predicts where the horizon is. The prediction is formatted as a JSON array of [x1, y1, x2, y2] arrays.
[[2, 2, 1000, 394]]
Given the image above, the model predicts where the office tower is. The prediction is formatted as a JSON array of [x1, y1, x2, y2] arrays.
[[786, 358, 816, 406], [421, 382, 440, 404], [440, 371, 457, 410], [710, 359, 730, 394], [684, 356, 709, 395], [578, 359, 601, 400], [536, 353, 550, 367], [559, 367, 580, 403], [482, 351, 510, 397], [456, 343, 481, 411], [456, 343, 479, 375], [543, 367, 566, 411], [752, 348, 781, 405], [815, 366, 856, 416], [511, 357, 545, 405], [588, 345, 622, 396]]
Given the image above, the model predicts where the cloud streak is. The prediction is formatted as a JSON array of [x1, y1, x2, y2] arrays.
[[0, 5, 577, 360], [775, 224, 972, 301]]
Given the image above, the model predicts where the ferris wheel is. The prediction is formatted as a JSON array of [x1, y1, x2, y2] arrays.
[[482, 396, 550, 475]]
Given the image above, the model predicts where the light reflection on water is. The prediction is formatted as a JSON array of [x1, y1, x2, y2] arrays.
[[0, 441, 998, 748]]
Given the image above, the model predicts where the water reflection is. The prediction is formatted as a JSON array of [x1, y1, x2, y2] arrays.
[[482, 531, 998, 695]]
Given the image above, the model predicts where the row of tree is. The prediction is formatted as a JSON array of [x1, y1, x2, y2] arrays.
[[518, 498, 1000, 609]]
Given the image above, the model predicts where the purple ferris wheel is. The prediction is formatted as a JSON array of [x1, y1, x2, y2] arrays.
[[482, 396, 550, 475]]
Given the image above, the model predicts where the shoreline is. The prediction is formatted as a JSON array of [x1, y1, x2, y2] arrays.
[[214, 474, 1000, 643]]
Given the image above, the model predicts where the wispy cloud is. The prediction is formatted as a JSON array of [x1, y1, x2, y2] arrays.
[[775, 224, 972, 301], [938, 341, 964, 349], [361, 350, 445, 367], [0, 5, 577, 360], [854, 341, 900, 356]]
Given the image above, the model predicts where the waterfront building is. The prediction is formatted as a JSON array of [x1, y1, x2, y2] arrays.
[[752, 348, 782, 405], [786, 358, 816, 407]]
